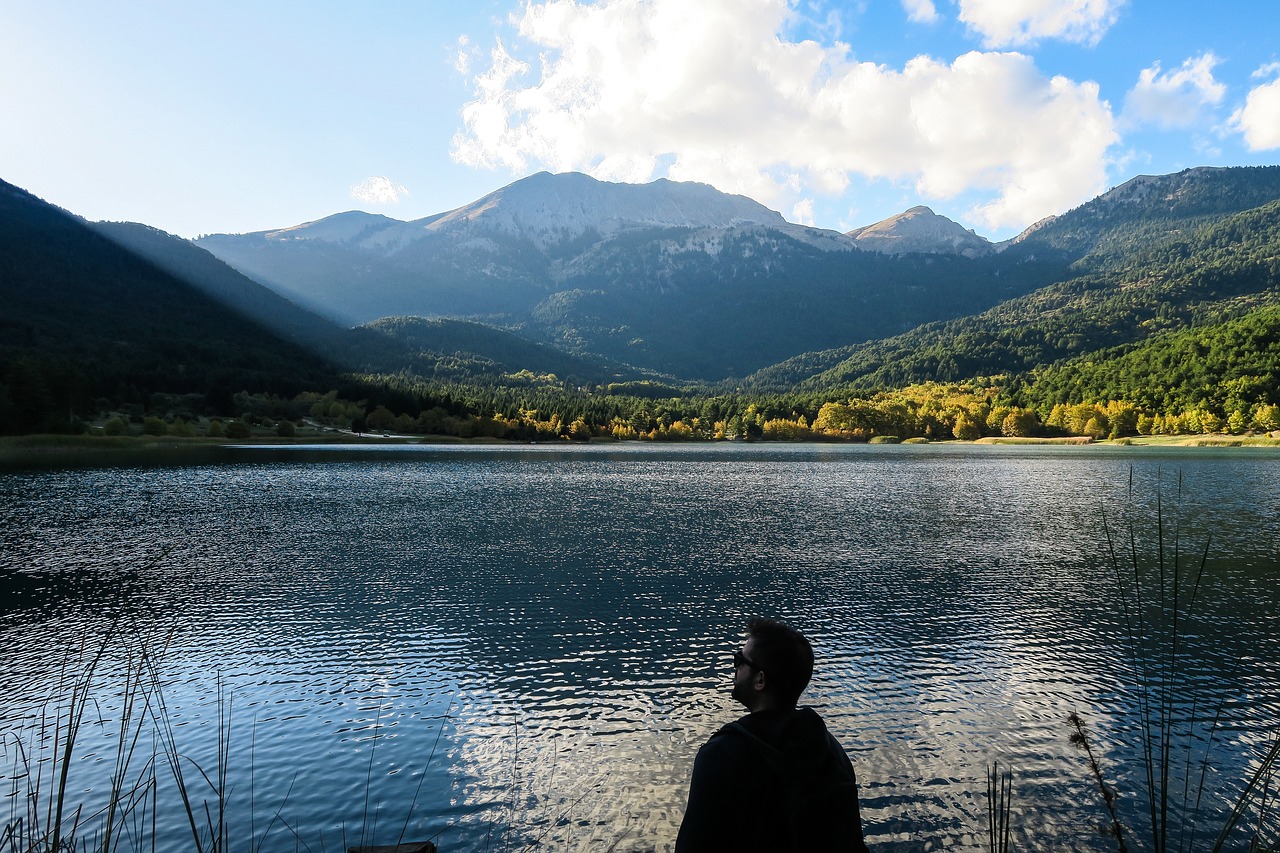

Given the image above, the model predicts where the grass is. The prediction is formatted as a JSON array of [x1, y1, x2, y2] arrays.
[[3, 625, 162, 853], [1113, 434, 1280, 447]]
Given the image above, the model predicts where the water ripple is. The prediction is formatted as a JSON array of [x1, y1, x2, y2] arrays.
[[2, 444, 1279, 851]]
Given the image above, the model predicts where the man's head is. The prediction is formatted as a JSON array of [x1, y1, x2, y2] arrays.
[[731, 617, 814, 711]]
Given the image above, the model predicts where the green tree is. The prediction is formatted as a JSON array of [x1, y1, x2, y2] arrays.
[[952, 411, 981, 441], [1001, 409, 1038, 437], [1252, 403, 1280, 432], [366, 405, 395, 432]]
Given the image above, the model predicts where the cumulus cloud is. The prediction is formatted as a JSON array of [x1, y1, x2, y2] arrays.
[[452, 0, 1117, 231], [1232, 68, 1280, 151], [351, 176, 409, 205], [902, 0, 939, 24], [957, 0, 1124, 48], [1122, 54, 1225, 129]]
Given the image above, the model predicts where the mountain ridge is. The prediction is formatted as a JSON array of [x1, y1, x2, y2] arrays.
[[195, 171, 1071, 377]]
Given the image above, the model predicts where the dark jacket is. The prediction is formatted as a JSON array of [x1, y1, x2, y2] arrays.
[[675, 706, 870, 852]]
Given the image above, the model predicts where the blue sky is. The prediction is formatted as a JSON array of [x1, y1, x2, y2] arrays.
[[3, 0, 1278, 240]]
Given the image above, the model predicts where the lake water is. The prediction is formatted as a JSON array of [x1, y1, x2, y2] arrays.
[[2, 442, 1279, 852]]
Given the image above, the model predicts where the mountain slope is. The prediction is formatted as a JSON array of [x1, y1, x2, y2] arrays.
[[362, 316, 655, 385], [781, 196, 1280, 394], [0, 180, 345, 431], [1021, 303, 1280, 415], [91, 220, 367, 357], [1003, 165, 1280, 262]]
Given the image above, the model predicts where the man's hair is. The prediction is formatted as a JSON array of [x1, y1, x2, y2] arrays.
[[746, 616, 814, 705]]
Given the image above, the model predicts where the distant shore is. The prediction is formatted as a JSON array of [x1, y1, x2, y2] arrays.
[[3, 431, 1280, 470]]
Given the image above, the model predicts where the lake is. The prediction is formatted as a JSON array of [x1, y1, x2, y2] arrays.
[[2, 442, 1279, 851]]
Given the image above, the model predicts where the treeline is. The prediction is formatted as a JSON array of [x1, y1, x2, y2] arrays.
[[20, 361, 1280, 444]]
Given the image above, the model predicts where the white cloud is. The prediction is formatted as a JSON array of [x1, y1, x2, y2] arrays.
[[1232, 70, 1280, 151], [957, 0, 1124, 48], [903, 0, 939, 24], [1122, 54, 1225, 129], [454, 35, 472, 75], [351, 176, 409, 205], [792, 198, 817, 225], [452, 0, 1117, 231]]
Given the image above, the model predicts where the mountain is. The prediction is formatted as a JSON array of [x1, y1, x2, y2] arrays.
[[846, 205, 994, 257], [195, 171, 857, 328], [6, 162, 1280, 437], [0, 179, 347, 432], [1021, 302, 1280, 417], [198, 172, 1066, 380], [760, 185, 1280, 396]]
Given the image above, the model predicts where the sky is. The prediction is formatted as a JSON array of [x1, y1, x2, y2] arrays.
[[3, 0, 1279, 241]]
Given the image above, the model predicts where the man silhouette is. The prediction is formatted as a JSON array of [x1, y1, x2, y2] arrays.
[[675, 617, 870, 852]]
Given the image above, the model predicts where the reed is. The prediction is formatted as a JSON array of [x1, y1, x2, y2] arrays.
[[986, 761, 1013, 853], [2, 624, 161, 853], [2, 620, 438, 853], [1073, 470, 1280, 853]]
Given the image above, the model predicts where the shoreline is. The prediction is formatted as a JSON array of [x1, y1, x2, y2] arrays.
[[3, 431, 1280, 470]]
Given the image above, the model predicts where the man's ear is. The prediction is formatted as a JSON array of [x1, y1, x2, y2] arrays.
[[753, 669, 768, 692]]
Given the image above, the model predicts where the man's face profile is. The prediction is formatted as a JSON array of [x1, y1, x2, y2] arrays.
[[732, 637, 763, 708]]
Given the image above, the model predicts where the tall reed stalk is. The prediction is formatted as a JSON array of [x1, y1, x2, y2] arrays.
[[987, 761, 1013, 853], [2, 623, 162, 853], [4, 617, 445, 853], [1075, 470, 1280, 853]]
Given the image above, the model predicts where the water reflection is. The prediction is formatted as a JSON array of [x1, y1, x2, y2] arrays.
[[1, 444, 1278, 851]]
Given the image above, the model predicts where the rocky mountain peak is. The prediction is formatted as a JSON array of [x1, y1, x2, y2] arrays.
[[845, 205, 993, 258]]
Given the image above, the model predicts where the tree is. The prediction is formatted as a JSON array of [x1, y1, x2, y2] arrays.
[[1001, 409, 1038, 437], [1252, 403, 1280, 432], [366, 405, 395, 432], [952, 412, 981, 441]]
